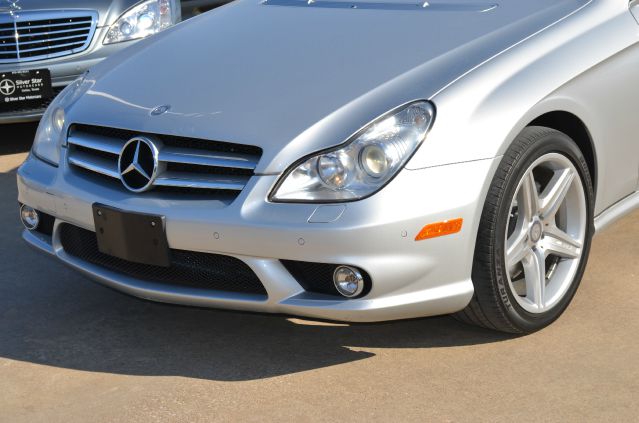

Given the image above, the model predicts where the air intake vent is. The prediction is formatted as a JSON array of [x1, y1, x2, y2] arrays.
[[281, 260, 372, 297], [60, 223, 268, 296]]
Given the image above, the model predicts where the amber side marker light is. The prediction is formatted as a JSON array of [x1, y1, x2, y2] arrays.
[[415, 218, 463, 241]]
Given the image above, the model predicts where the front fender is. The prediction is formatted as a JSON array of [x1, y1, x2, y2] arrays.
[[406, 0, 630, 171]]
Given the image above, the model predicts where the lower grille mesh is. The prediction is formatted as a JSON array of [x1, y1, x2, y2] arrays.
[[60, 224, 267, 296]]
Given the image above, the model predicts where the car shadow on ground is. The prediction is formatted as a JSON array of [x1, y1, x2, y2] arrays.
[[1, 123, 37, 156], [0, 134, 515, 382]]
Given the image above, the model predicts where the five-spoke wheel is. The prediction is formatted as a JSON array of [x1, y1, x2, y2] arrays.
[[505, 153, 587, 314], [457, 127, 594, 333]]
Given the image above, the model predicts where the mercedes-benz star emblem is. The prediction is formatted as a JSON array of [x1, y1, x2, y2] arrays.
[[0, 79, 16, 96], [118, 137, 159, 193], [150, 104, 171, 116]]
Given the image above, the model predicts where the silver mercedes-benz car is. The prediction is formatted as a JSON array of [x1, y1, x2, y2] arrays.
[[0, 0, 182, 124], [16, 0, 639, 333]]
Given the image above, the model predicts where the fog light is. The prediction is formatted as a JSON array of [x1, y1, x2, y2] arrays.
[[20, 205, 39, 230], [333, 266, 364, 298]]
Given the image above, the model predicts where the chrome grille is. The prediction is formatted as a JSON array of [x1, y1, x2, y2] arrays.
[[66, 125, 262, 196], [0, 11, 98, 64]]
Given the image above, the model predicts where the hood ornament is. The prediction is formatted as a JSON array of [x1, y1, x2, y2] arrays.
[[150, 104, 171, 116]]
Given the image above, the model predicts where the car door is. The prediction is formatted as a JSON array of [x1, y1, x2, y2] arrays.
[[588, 0, 639, 208]]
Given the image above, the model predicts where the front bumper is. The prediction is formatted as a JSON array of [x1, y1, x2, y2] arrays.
[[0, 27, 137, 124], [17, 152, 499, 322]]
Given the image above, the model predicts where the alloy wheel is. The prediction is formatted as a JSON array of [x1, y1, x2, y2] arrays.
[[504, 153, 587, 314]]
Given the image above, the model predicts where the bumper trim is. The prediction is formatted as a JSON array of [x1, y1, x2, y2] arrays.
[[0, 109, 46, 124], [22, 229, 55, 256], [22, 224, 475, 323], [18, 152, 491, 322]]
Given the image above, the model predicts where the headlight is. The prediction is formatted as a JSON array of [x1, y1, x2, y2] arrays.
[[270, 101, 435, 202], [104, 0, 181, 45], [32, 75, 91, 166]]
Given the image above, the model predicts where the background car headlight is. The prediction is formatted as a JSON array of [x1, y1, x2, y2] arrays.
[[104, 0, 181, 45], [32, 75, 92, 166], [271, 101, 435, 202]]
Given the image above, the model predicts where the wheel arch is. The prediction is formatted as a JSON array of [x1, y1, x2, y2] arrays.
[[527, 110, 597, 194]]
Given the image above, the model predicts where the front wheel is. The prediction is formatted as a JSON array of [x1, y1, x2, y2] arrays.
[[457, 126, 595, 334]]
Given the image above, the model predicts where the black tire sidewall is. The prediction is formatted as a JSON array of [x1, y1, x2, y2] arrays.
[[492, 129, 594, 332]]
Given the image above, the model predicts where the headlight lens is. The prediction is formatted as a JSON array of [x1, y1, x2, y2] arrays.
[[32, 75, 91, 166], [360, 144, 389, 178], [318, 152, 354, 188], [104, 0, 180, 45], [271, 101, 435, 202]]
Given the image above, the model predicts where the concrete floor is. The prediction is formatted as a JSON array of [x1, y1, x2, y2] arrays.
[[1, 123, 638, 422]]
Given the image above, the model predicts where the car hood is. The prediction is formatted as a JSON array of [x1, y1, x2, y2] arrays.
[[71, 0, 590, 174], [6, 0, 143, 26]]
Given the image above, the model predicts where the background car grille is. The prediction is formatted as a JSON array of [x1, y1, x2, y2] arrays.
[[0, 11, 98, 64], [66, 124, 263, 198], [59, 223, 268, 296]]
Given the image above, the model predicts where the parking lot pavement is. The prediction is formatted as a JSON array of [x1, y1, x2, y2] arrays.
[[1, 123, 638, 422]]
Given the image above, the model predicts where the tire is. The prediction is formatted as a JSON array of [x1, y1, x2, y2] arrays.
[[456, 126, 595, 334]]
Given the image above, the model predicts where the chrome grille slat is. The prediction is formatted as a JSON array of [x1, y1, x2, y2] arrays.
[[18, 33, 91, 47], [159, 148, 259, 170], [0, 11, 97, 64], [68, 133, 123, 155], [155, 173, 250, 191], [16, 20, 92, 31], [17, 40, 86, 54], [68, 151, 120, 179], [16, 27, 92, 37], [66, 125, 263, 197]]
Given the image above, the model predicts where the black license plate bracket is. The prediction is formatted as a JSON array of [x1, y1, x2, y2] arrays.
[[92, 204, 170, 267]]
